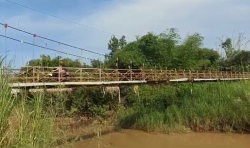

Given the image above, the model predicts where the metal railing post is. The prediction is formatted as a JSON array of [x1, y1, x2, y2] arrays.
[[38, 66, 40, 82], [99, 68, 102, 81], [130, 69, 132, 81], [32, 67, 35, 82], [189, 70, 192, 81], [80, 68, 82, 82], [58, 67, 61, 83]]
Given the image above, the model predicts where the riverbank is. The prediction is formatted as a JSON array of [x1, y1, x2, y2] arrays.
[[2, 65, 250, 147], [117, 81, 250, 133]]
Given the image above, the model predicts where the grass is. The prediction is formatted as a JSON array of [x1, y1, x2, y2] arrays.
[[0, 57, 114, 148], [2, 55, 250, 147], [0, 85, 57, 147], [0, 58, 17, 147], [8, 93, 56, 148], [117, 81, 250, 133], [0, 58, 70, 148]]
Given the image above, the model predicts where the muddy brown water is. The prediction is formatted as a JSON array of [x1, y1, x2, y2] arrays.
[[61, 129, 250, 148]]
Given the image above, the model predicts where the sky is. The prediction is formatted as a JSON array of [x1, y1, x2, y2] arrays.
[[0, 0, 249, 68]]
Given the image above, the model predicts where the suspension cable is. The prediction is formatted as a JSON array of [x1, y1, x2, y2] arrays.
[[4, 24, 7, 67], [0, 34, 94, 61], [0, 22, 105, 56]]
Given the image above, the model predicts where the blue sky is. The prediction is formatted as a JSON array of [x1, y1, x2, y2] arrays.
[[0, 0, 250, 68]]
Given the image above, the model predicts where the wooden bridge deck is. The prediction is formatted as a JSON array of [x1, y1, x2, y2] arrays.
[[2, 66, 250, 88], [9, 78, 250, 88]]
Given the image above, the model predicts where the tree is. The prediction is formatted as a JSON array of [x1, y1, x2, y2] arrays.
[[230, 50, 250, 67], [108, 35, 120, 57], [158, 28, 180, 68], [173, 33, 204, 70], [119, 35, 127, 49], [104, 29, 224, 71], [221, 38, 234, 59], [198, 48, 219, 64], [106, 42, 145, 69], [108, 35, 127, 58], [137, 32, 177, 68], [106, 30, 221, 70], [159, 28, 180, 44], [91, 59, 103, 68], [183, 33, 204, 48], [26, 55, 82, 68], [220, 33, 249, 62], [137, 32, 159, 65], [197, 48, 220, 70]]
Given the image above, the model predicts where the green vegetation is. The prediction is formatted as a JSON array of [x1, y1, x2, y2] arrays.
[[66, 87, 119, 118], [26, 29, 249, 71], [2, 28, 250, 147], [105, 29, 249, 71], [23, 29, 250, 134], [0, 58, 71, 148], [0, 57, 119, 147], [27, 55, 103, 68], [27, 55, 82, 67], [117, 82, 250, 133]]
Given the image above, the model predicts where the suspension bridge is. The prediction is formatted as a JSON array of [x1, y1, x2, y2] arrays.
[[3, 66, 250, 88], [1, 23, 250, 90]]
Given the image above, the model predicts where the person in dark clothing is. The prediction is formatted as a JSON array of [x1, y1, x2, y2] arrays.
[[48, 61, 68, 77]]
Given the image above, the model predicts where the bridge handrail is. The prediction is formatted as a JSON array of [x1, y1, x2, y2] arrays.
[[3, 66, 250, 83]]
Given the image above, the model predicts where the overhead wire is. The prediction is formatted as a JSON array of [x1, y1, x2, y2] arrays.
[[21, 40, 24, 66], [0, 23, 105, 56], [33, 35, 35, 60], [4, 24, 7, 67], [4, 0, 130, 40], [0, 34, 94, 61]]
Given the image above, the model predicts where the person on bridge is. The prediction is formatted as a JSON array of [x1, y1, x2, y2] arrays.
[[58, 61, 66, 74]]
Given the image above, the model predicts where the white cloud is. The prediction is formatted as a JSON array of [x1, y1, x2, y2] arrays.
[[86, 0, 220, 37], [1, 0, 250, 67], [83, 0, 249, 45]]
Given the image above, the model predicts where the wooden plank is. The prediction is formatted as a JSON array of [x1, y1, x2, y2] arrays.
[[169, 78, 188, 82], [193, 79, 218, 81], [29, 88, 73, 93], [9, 80, 147, 88]]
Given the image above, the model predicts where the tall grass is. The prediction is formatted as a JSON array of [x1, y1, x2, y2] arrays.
[[0, 56, 120, 147], [0, 58, 17, 146], [117, 81, 250, 133], [0, 58, 68, 148]]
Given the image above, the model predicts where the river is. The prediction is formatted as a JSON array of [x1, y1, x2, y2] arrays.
[[64, 129, 250, 148]]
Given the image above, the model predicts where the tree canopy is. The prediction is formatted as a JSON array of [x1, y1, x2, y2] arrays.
[[105, 29, 249, 71], [106, 29, 221, 70], [26, 29, 249, 71], [27, 55, 83, 68]]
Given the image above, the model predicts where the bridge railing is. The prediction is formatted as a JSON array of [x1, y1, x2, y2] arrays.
[[2, 66, 250, 83]]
